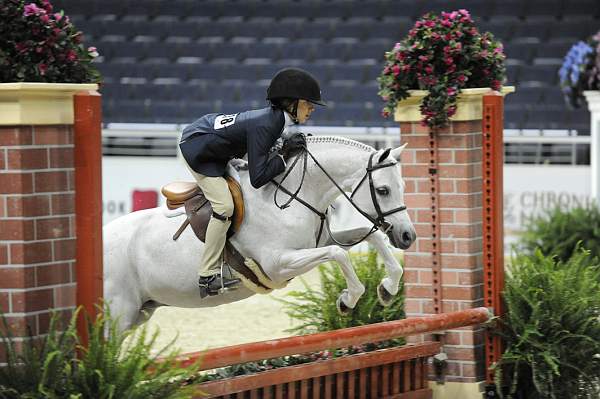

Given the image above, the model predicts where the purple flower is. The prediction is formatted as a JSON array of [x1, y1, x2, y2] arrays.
[[23, 3, 45, 16]]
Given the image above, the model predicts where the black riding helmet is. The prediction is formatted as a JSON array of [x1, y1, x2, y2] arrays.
[[267, 68, 327, 106]]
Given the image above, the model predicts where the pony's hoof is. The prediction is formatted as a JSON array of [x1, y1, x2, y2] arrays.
[[377, 283, 394, 307], [336, 290, 352, 316]]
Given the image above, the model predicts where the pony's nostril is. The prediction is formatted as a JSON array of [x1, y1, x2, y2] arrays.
[[402, 231, 411, 243]]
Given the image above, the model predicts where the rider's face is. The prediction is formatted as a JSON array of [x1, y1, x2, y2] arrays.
[[296, 99, 315, 124]]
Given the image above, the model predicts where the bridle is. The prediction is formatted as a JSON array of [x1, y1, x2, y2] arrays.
[[270, 144, 408, 247]]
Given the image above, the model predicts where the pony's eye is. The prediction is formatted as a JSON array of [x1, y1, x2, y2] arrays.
[[376, 187, 390, 196]]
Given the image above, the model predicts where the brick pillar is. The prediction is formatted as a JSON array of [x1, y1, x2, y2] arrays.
[[0, 125, 76, 340], [0, 83, 98, 359], [395, 88, 513, 392]]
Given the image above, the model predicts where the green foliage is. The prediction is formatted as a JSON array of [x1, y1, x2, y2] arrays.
[[494, 249, 600, 398], [519, 204, 600, 263], [0, 308, 200, 398], [0, 0, 100, 83], [278, 250, 405, 334]]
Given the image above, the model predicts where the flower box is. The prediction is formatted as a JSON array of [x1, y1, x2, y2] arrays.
[[394, 87, 514, 123]]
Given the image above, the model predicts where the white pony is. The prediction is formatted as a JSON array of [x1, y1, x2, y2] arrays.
[[103, 137, 416, 332]]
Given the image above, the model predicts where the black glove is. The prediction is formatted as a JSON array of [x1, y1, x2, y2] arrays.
[[279, 133, 306, 161]]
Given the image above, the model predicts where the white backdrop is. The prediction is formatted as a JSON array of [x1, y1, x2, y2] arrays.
[[103, 157, 594, 249]]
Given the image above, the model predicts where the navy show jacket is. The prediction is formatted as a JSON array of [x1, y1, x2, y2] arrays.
[[179, 106, 286, 188]]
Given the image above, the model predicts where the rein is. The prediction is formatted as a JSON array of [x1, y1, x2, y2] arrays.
[[270, 142, 407, 247]]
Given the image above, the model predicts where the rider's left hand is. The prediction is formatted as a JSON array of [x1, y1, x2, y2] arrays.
[[279, 133, 306, 161]]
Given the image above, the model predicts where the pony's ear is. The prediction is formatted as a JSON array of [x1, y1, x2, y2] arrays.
[[390, 143, 408, 161], [377, 148, 392, 163]]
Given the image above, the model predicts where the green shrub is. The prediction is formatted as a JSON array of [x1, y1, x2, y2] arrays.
[[278, 249, 405, 334], [494, 249, 600, 398], [0, 308, 200, 398], [519, 204, 600, 263]]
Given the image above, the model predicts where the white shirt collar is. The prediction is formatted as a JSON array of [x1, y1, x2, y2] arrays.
[[283, 111, 296, 128]]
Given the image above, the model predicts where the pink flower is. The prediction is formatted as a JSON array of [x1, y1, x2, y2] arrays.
[[401, 64, 411, 72], [40, 13, 49, 23], [67, 50, 77, 61], [432, 32, 441, 41], [383, 66, 391, 74], [444, 56, 454, 65], [35, 46, 43, 53], [457, 74, 467, 83], [53, 27, 62, 35], [41, 0, 53, 12], [393, 42, 401, 51], [444, 33, 452, 40], [447, 64, 456, 74], [408, 29, 417, 37], [415, 21, 422, 28], [54, 12, 63, 21], [491, 80, 501, 90], [447, 105, 457, 117], [38, 63, 48, 75], [23, 3, 44, 16], [493, 47, 503, 55], [418, 55, 429, 62], [458, 9, 470, 17], [392, 64, 401, 76], [441, 19, 452, 28], [382, 109, 391, 118], [481, 50, 489, 58], [425, 65, 433, 74], [15, 42, 27, 52], [424, 20, 436, 28], [450, 11, 459, 19], [382, 95, 389, 101], [447, 87, 457, 96]]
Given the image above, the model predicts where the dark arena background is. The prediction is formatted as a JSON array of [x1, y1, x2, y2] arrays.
[[53, 0, 598, 134]]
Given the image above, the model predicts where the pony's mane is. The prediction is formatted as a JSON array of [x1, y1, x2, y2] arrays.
[[306, 136, 374, 152]]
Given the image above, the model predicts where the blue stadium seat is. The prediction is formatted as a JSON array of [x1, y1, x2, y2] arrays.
[[504, 42, 538, 63], [547, 21, 595, 42], [148, 101, 185, 123], [567, 108, 591, 133], [279, 43, 316, 62], [562, 1, 600, 18], [519, 65, 559, 85], [182, 101, 216, 120], [512, 21, 550, 41], [523, 0, 561, 18], [348, 43, 389, 62], [478, 20, 516, 42], [178, 43, 215, 60], [297, 22, 334, 40], [188, 63, 226, 81], [494, 1, 526, 18], [504, 108, 527, 130], [109, 100, 149, 123]]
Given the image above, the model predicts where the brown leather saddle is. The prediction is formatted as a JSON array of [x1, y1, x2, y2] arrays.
[[161, 178, 273, 292]]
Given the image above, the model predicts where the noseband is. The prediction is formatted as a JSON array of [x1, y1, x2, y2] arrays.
[[271, 145, 408, 247]]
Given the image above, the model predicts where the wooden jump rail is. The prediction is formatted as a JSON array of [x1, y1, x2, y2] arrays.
[[179, 308, 491, 398]]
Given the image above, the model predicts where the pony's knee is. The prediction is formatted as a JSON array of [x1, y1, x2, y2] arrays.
[[329, 246, 349, 264]]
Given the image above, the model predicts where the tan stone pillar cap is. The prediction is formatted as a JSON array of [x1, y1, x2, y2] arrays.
[[0, 82, 99, 125]]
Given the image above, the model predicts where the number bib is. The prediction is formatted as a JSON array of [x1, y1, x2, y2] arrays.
[[214, 113, 238, 130]]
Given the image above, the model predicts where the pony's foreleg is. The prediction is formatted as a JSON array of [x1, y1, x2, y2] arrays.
[[364, 230, 403, 306], [274, 246, 365, 314], [326, 227, 403, 306]]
